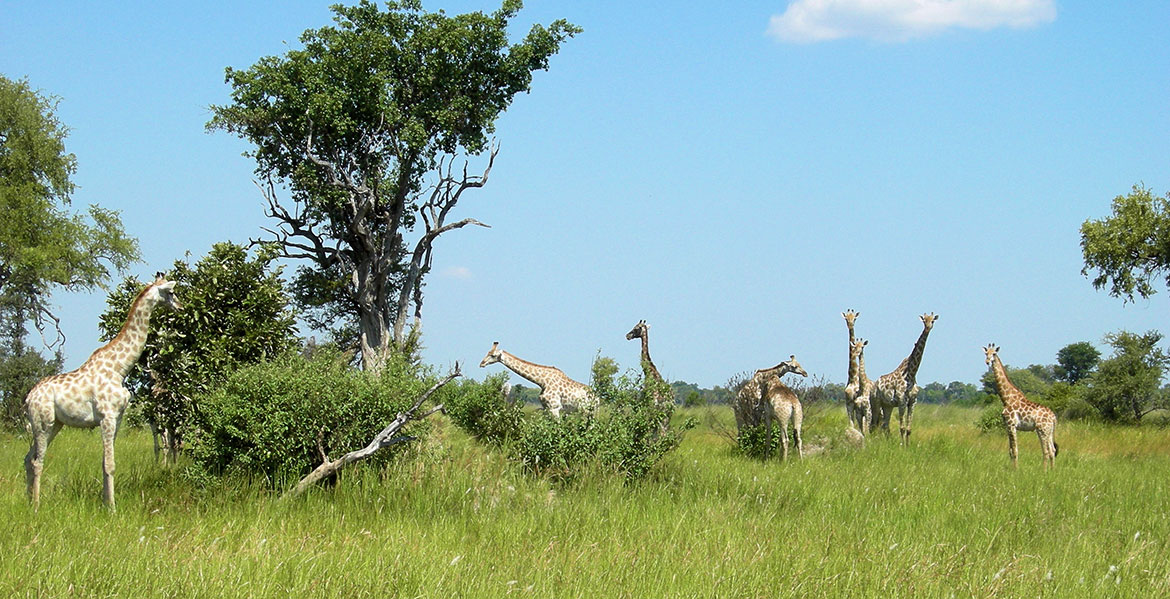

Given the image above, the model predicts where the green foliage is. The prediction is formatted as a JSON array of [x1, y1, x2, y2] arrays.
[[1083, 330, 1169, 422], [1054, 341, 1101, 384], [206, 0, 579, 365], [0, 293, 61, 426], [443, 372, 691, 481], [187, 348, 430, 485], [1081, 184, 1170, 302], [98, 242, 298, 447], [0, 75, 139, 346], [981, 363, 1052, 400]]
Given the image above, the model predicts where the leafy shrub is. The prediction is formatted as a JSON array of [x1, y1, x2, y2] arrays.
[[975, 404, 1004, 433], [443, 371, 692, 481], [186, 348, 430, 486]]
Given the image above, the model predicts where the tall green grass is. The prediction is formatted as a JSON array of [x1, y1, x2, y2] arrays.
[[0, 405, 1167, 598]]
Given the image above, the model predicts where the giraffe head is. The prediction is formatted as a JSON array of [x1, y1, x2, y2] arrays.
[[625, 319, 649, 341], [983, 343, 1000, 366], [480, 341, 503, 368], [850, 338, 868, 360], [146, 273, 182, 311], [920, 312, 939, 330], [758, 355, 808, 379], [842, 309, 860, 328]]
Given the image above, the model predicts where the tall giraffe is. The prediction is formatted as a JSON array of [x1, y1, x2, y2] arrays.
[[868, 313, 938, 444], [24, 274, 181, 510], [625, 320, 671, 407], [842, 310, 861, 431], [735, 356, 808, 460], [479, 342, 598, 418], [984, 344, 1058, 469], [848, 338, 871, 435]]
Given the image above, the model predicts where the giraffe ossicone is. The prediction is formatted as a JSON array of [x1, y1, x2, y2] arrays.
[[24, 274, 182, 510]]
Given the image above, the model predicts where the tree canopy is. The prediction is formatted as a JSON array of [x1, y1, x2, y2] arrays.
[[1081, 184, 1170, 303], [1054, 341, 1100, 384], [1083, 330, 1169, 422], [207, 0, 579, 369], [0, 75, 139, 347]]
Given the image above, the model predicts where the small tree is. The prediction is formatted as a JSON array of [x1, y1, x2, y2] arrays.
[[1083, 330, 1169, 422], [1054, 341, 1101, 384], [99, 242, 298, 458], [0, 75, 139, 348], [0, 294, 61, 426], [1081, 185, 1170, 303], [207, 0, 579, 369]]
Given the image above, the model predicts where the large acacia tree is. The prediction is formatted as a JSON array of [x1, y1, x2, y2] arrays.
[[208, 0, 579, 370], [0, 75, 139, 348]]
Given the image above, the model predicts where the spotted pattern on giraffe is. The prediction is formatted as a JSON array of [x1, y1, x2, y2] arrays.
[[479, 342, 598, 418], [984, 344, 1058, 469]]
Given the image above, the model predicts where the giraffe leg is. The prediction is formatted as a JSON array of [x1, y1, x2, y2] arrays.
[[793, 402, 804, 459], [1006, 424, 1018, 468], [778, 410, 789, 462], [100, 416, 119, 510], [901, 401, 916, 445], [25, 421, 62, 510], [896, 404, 907, 444]]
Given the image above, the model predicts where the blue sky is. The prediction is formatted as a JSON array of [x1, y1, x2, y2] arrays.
[[2, 1, 1168, 389]]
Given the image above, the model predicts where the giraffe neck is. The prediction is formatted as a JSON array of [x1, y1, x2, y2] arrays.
[[498, 351, 562, 390], [990, 355, 1026, 408], [89, 289, 157, 379], [639, 334, 664, 382], [846, 322, 857, 384], [901, 324, 933, 380], [857, 349, 869, 387]]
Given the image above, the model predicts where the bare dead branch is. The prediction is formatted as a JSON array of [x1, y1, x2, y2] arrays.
[[283, 363, 462, 498]]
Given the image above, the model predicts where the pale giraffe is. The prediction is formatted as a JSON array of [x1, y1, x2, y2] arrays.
[[479, 342, 598, 418], [842, 310, 862, 431], [24, 274, 181, 510], [984, 344, 1058, 469], [868, 313, 938, 444], [848, 338, 872, 435], [735, 356, 808, 460], [625, 320, 672, 407]]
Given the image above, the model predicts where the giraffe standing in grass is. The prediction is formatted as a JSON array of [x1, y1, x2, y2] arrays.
[[625, 320, 671, 407], [984, 344, 1058, 469], [848, 338, 871, 435], [736, 356, 808, 460], [479, 342, 598, 418], [842, 310, 863, 432], [869, 313, 938, 444], [24, 274, 181, 510]]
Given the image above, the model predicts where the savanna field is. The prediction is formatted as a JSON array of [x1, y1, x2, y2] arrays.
[[1, 405, 1167, 598]]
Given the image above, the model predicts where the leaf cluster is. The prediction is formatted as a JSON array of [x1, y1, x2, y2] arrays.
[[98, 242, 298, 438], [186, 347, 432, 485], [1081, 184, 1170, 302], [0, 75, 139, 344], [442, 371, 691, 481]]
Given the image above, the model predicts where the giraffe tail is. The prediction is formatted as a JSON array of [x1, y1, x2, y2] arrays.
[[1053, 441, 1059, 457]]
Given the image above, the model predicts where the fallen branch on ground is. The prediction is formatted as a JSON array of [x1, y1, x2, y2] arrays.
[[283, 362, 461, 498]]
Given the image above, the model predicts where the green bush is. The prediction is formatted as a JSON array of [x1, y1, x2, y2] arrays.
[[443, 372, 692, 481], [735, 424, 799, 459], [186, 348, 430, 486], [975, 404, 1004, 433]]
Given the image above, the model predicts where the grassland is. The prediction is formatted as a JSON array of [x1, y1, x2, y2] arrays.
[[0, 404, 1167, 598]]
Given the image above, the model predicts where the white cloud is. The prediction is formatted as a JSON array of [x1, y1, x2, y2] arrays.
[[767, 0, 1056, 43], [442, 266, 473, 280]]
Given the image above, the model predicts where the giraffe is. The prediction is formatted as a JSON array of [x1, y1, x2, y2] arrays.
[[735, 356, 808, 460], [983, 344, 1058, 469], [625, 320, 672, 407], [848, 338, 872, 435], [868, 313, 938, 444], [24, 274, 181, 510], [479, 342, 599, 418], [842, 310, 862, 431]]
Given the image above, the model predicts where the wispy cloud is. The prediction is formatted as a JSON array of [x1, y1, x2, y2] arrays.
[[767, 0, 1056, 43], [442, 266, 473, 280]]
